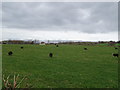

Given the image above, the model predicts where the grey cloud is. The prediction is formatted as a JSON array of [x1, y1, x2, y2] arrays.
[[2, 2, 118, 33]]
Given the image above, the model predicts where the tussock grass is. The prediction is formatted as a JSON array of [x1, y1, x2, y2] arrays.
[[2, 74, 32, 89]]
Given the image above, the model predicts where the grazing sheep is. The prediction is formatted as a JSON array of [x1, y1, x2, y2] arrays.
[[115, 47, 118, 50], [112, 53, 118, 57], [8, 51, 13, 56], [84, 48, 88, 50], [21, 46, 23, 49], [49, 53, 53, 58], [56, 45, 59, 47]]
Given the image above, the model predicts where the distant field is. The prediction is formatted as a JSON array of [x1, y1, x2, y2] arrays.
[[2, 44, 118, 88]]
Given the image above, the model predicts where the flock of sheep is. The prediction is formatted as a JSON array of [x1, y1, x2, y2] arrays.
[[7, 45, 119, 58]]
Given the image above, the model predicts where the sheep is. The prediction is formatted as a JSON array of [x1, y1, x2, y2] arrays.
[[56, 45, 59, 47], [115, 47, 118, 50], [49, 53, 53, 58], [8, 51, 13, 56], [112, 53, 118, 57], [21, 46, 23, 49], [84, 48, 88, 50]]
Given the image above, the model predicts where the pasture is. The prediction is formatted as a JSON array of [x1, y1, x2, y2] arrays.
[[2, 44, 118, 88]]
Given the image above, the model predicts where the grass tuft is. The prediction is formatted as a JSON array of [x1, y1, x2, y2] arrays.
[[2, 74, 32, 89]]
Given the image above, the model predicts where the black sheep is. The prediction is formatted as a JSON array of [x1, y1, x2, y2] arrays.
[[8, 51, 13, 56], [84, 48, 88, 50], [112, 53, 118, 57], [56, 45, 59, 47], [21, 47, 23, 49], [49, 53, 53, 58]]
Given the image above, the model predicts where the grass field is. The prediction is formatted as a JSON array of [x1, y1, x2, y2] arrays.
[[2, 44, 118, 88]]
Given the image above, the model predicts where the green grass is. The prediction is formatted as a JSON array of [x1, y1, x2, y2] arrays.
[[2, 44, 118, 88]]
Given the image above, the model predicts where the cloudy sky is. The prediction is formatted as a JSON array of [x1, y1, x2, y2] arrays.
[[1, 2, 118, 41]]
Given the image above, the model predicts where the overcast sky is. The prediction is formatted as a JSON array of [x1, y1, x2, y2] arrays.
[[1, 2, 118, 41]]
